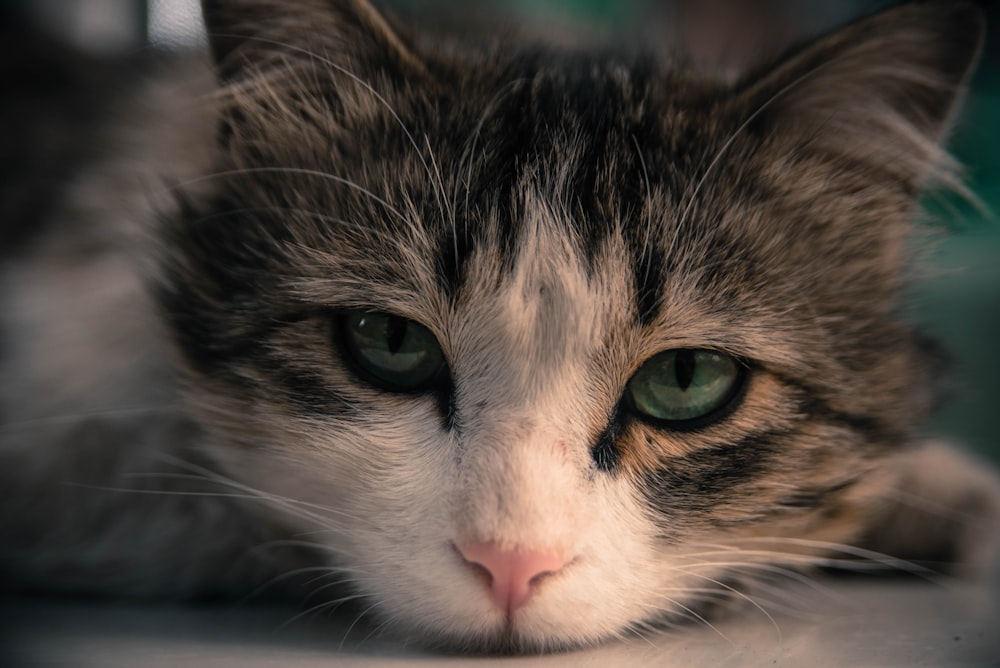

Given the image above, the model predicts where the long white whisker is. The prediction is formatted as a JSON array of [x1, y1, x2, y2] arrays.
[[57, 482, 331, 534], [675, 60, 838, 237], [0, 406, 183, 434], [206, 32, 444, 230], [122, 470, 365, 526], [360, 614, 398, 646], [669, 566, 782, 641], [239, 564, 347, 603], [278, 593, 371, 631], [169, 167, 408, 225], [122, 454, 372, 535], [458, 77, 530, 228], [179, 203, 403, 247], [338, 600, 384, 650], [679, 538, 946, 585], [423, 132, 455, 251]]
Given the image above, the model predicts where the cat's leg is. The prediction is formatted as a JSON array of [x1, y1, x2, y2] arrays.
[[0, 427, 324, 602], [858, 441, 1000, 575]]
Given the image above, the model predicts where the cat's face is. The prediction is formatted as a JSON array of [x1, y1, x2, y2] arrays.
[[158, 0, 983, 651]]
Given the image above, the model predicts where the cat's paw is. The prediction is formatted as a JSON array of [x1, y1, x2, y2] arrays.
[[860, 441, 1000, 575]]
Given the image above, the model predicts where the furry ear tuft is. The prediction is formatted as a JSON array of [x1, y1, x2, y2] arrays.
[[735, 1, 985, 191], [200, 0, 423, 79]]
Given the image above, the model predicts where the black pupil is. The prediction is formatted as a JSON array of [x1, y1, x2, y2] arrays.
[[674, 349, 695, 391], [386, 315, 407, 354]]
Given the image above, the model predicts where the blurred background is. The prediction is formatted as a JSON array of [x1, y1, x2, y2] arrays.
[[2, 0, 998, 464]]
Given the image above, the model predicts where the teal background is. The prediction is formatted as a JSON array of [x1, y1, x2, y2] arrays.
[[919, 66, 1000, 465]]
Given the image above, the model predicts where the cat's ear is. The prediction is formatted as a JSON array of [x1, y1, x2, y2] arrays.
[[200, 0, 423, 79], [734, 1, 984, 189]]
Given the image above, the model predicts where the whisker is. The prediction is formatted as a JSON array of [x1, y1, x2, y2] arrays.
[[57, 483, 335, 532], [241, 539, 346, 565], [675, 59, 835, 240], [359, 619, 390, 647], [457, 77, 530, 229], [423, 132, 455, 256], [879, 487, 994, 522], [170, 166, 407, 222], [669, 566, 782, 641], [679, 538, 946, 585], [304, 574, 360, 600], [630, 133, 654, 248], [177, 203, 402, 247], [338, 599, 384, 651], [0, 406, 183, 434], [239, 564, 346, 603], [205, 32, 445, 231], [148, 453, 361, 522], [121, 470, 366, 527], [719, 580, 835, 621], [277, 593, 371, 631], [624, 592, 737, 646]]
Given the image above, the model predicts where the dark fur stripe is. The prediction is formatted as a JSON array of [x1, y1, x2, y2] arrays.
[[591, 416, 624, 472], [773, 479, 856, 511], [633, 243, 666, 326], [435, 227, 472, 301], [642, 429, 787, 525], [770, 371, 906, 447]]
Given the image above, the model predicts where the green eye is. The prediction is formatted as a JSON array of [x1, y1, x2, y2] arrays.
[[340, 312, 446, 392], [627, 349, 744, 425]]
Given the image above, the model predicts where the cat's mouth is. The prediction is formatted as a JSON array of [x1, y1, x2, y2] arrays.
[[423, 605, 590, 657]]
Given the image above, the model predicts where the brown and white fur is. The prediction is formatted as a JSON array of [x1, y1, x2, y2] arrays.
[[1, 0, 999, 653]]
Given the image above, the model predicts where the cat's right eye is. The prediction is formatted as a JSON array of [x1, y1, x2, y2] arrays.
[[338, 312, 446, 393], [626, 349, 745, 427]]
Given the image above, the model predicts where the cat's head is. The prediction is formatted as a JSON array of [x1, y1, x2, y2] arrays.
[[158, 0, 984, 651]]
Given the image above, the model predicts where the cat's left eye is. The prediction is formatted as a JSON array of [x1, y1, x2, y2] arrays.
[[626, 349, 745, 426], [338, 312, 446, 392]]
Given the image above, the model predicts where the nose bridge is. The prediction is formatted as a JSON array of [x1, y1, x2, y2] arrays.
[[456, 406, 586, 551], [471, 213, 597, 404], [451, 220, 598, 549]]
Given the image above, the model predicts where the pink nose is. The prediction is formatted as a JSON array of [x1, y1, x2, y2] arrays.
[[458, 541, 566, 615]]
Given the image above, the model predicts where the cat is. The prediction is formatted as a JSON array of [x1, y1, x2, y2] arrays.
[[1, 0, 999, 654]]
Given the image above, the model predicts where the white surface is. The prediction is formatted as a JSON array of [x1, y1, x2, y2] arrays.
[[4, 563, 999, 668]]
